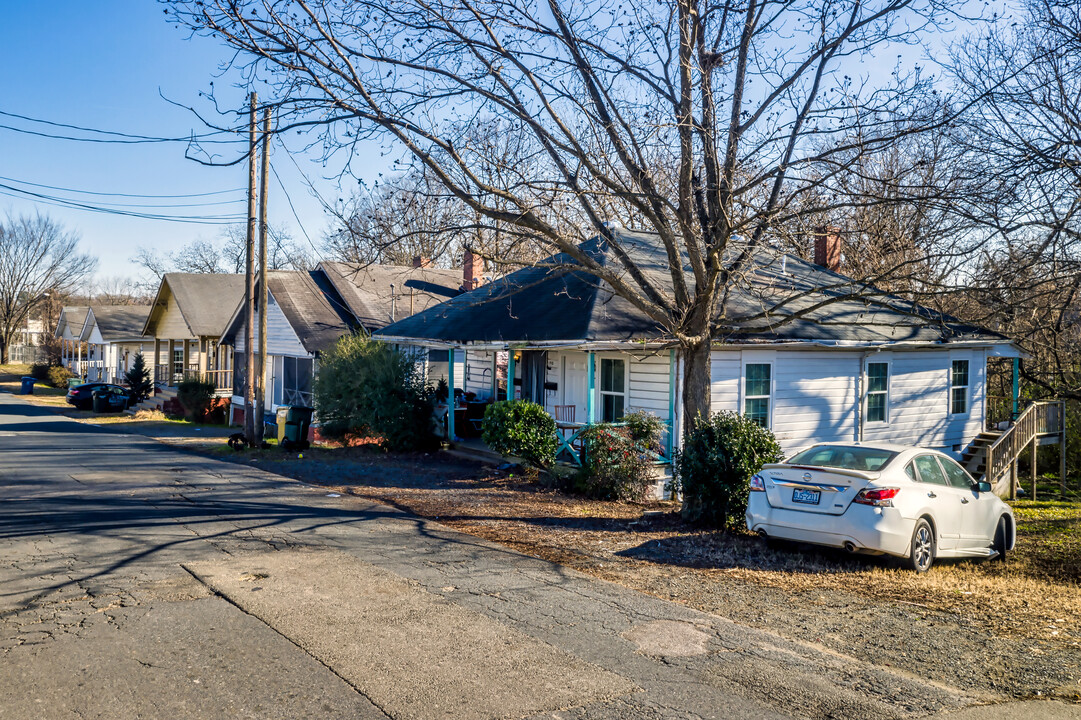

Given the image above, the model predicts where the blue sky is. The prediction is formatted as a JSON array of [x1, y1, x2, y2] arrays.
[[0, 1, 347, 284]]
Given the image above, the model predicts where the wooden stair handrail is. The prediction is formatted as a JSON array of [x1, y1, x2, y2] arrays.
[[985, 400, 1064, 488]]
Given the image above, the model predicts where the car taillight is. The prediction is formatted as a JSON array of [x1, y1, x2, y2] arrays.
[[749, 474, 766, 492], [853, 487, 900, 507]]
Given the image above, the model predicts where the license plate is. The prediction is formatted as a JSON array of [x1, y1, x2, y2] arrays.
[[792, 488, 821, 505]]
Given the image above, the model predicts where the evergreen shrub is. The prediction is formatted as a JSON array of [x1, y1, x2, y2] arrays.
[[481, 400, 558, 467]]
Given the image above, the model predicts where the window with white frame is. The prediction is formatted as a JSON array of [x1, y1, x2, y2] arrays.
[[744, 363, 771, 428], [950, 360, 969, 414], [866, 362, 889, 423], [599, 357, 626, 422]]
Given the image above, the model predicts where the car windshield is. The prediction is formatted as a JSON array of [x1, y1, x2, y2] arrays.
[[787, 446, 898, 472]]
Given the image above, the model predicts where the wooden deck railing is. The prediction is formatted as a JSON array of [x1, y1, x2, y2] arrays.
[[182, 368, 233, 391], [986, 400, 1064, 497]]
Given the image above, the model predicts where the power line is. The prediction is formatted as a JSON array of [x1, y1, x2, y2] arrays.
[[0, 109, 241, 144], [0, 174, 245, 199], [0, 183, 246, 225]]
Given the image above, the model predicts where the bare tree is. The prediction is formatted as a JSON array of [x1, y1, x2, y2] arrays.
[[0, 213, 97, 364], [132, 223, 312, 282], [948, 0, 1081, 399], [167, 0, 968, 426]]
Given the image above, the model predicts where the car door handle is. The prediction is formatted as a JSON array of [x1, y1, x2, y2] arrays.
[[960, 497, 969, 504], [927, 491, 937, 498]]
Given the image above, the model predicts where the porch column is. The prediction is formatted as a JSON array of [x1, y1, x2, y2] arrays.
[[667, 348, 676, 459], [507, 348, 516, 401], [153, 338, 161, 383], [586, 350, 596, 424], [182, 338, 191, 380], [198, 338, 207, 375], [167, 339, 176, 385], [447, 347, 456, 440], [1011, 357, 1020, 420]]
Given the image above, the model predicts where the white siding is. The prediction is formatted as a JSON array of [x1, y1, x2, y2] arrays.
[[233, 293, 308, 358], [861, 348, 986, 454], [709, 350, 740, 412], [706, 347, 990, 458], [771, 352, 859, 453], [465, 349, 495, 399]]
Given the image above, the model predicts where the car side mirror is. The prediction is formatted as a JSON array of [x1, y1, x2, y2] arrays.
[[974, 481, 992, 494]]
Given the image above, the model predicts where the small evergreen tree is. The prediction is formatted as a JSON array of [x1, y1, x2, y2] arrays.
[[124, 352, 153, 402]]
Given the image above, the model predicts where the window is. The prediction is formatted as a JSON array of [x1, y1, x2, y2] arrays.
[[787, 445, 898, 471], [744, 363, 771, 428], [866, 362, 889, 423], [939, 456, 974, 489], [599, 357, 626, 422], [913, 454, 948, 486], [280, 356, 314, 407], [950, 360, 969, 414]]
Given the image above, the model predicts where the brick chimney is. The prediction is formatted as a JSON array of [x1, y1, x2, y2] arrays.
[[814, 226, 842, 272], [412, 255, 431, 268], [462, 250, 485, 291]]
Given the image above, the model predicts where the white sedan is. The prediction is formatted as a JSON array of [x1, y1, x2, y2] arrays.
[[745, 443, 1015, 572]]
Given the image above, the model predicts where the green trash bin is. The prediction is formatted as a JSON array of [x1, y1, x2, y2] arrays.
[[281, 406, 313, 450], [68, 378, 83, 390], [91, 390, 110, 413]]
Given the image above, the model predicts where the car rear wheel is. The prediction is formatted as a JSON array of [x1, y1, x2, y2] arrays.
[[906, 518, 935, 573], [992, 516, 1009, 562]]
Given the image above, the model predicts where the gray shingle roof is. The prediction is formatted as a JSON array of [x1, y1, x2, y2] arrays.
[[376, 230, 1011, 348], [221, 271, 356, 355], [144, 273, 247, 338], [55, 306, 89, 339], [319, 262, 462, 332], [86, 305, 151, 342]]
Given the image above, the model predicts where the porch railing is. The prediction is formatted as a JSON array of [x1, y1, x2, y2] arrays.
[[986, 400, 1064, 497], [154, 364, 170, 384], [182, 368, 233, 391], [554, 420, 673, 467]]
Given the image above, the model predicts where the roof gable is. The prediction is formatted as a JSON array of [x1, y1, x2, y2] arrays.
[[143, 274, 246, 338]]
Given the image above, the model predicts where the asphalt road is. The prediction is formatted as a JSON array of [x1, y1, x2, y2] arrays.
[[0, 394, 1076, 720]]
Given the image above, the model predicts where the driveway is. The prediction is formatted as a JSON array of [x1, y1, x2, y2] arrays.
[[0, 394, 1074, 720]]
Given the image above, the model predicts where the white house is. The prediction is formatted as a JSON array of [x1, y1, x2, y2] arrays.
[[75, 305, 153, 383], [376, 230, 1023, 467], [55, 306, 90, 376], [219, 262, 462, 426]]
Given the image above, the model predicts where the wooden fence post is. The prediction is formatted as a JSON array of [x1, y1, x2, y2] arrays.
[[1031, 436, 1037, 501]]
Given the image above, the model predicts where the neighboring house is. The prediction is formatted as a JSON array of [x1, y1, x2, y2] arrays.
[[76, 305, 153, 383], [10, 317, 46, 364], [55, 306, 90, 375], [141, 273, 246, 398], [317, 260, 463, 383], [218, 260, 463, 425], [376, 230, 1024, 467], [220, 270, 355, 425]]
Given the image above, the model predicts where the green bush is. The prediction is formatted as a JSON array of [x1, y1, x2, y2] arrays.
[[46, 365, 74, 388], [481, 400, 558, 467], [177, 379, 215, 421], [576, 410, 665, 501], [673, 411, 784, 528], [29, 363, 50, 381], [313, 333, 436, 452], [124, 352, 154, 403]]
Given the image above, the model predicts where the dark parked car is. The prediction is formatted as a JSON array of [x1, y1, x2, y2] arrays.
[[66, 383, 132, 411]]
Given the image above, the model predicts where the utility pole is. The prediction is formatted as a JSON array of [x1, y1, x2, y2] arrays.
[[243, 92, 258, 446], [255, 106, 271, 445]]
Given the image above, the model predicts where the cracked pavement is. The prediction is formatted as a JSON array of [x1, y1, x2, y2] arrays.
[[0, 394, 1076, 720]]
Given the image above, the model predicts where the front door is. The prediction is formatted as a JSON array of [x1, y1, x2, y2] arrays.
[[560, 353, 588, 423]]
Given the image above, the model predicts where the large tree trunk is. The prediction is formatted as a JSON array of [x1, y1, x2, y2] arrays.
[[681, 338, 712, 437]]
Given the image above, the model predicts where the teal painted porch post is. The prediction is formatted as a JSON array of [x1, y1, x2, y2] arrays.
[[448, 347, 456, 440], [667, 348, 676, 459], [586, 351, 596, 424], [1012, 357, 1020, 420], [507, 348, 516, 401]]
